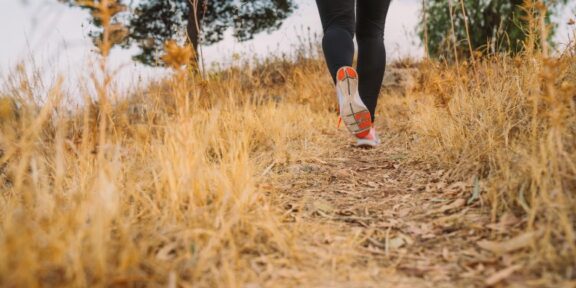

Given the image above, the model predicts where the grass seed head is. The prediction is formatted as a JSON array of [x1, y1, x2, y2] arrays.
[[162, 41, 195, 69]]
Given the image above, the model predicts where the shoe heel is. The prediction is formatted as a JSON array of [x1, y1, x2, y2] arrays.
[[353, 111, 372, 137]]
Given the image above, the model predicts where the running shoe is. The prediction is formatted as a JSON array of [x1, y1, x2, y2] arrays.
[[355, 127, 381, 148], [335, 66, 372, 138]]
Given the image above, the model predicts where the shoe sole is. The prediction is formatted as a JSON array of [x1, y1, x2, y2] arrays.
[[354, 138, 380, 149], [336, 67, 372, 138]]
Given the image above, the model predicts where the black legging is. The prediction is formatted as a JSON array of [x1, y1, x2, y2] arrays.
[[315, 0, 391, 121]]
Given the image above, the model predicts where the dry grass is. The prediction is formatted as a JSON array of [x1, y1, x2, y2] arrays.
[[379, 52, 576, 275], [0, 2, 575, 284], [2, 46, 575, 286], [0, 53, 350, 286]]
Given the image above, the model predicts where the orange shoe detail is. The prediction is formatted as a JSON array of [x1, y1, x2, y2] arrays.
[[354, 111, 372, 130], [337, 69, 346, 81], [356, 130, 370, 138], [359, 122, 372, 131], [346, 67, 357, 78], [337, 116, 342, 128]]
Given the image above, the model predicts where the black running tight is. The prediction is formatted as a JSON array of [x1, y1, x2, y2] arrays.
[[315, 0, 391, 121]]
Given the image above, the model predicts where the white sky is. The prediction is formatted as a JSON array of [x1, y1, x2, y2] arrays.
[[0, 0, 424, 88], [0, 0, 574, 91]]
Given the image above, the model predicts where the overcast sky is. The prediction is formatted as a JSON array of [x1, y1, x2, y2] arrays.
[[0, 0, 574, 90], [0, 0, 423, 86]]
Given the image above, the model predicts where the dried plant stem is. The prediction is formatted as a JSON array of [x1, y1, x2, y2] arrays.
[[422, 0, 430, 59], [447, 0, 461, 74], [459, 0, 475, 65]]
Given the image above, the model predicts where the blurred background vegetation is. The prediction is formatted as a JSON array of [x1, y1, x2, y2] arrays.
[[55, 0, 572, 66], [57, 0, 297, 66], [420, 0, 569, 60]]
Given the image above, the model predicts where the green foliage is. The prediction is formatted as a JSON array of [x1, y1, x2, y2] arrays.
[[129, 0, 295, 66], [58, 0, 296, 66], [420, 0, 568, 60]]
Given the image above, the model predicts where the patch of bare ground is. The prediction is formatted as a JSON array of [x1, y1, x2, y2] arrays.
[[266, 124, 571, 287]]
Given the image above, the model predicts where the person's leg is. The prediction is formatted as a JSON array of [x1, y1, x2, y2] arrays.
[[356, 0, 391, 121], [315, 0, 374, 143], [315, 0, 355, 83]]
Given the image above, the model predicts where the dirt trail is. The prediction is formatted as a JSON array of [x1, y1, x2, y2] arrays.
[[271, 127, 534, 287]]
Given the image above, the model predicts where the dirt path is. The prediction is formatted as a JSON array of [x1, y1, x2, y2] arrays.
[[270, 128, 531, 287]]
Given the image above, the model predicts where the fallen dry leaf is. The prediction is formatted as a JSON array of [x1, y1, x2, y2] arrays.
[[388, 236, 407, 250], [334, 169, 353, 178], [397, 207, 411, 217], [442, 247, 453, 261], [436, 198, 466, 214], [477, 231, 537, 254], [485, 264, 523, 286], [365, 181, 380, 188], [485, 212, 520, 233], [156, 243, 179, 261], [312, 199, 335, 214], [257, 182, 275, 191], [446, 181, 467, 194], [405, 222, 434, 237]]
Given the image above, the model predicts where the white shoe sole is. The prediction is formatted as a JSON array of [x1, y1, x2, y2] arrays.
[[336, 67, 372, 137], [355, 138, 381, 148]]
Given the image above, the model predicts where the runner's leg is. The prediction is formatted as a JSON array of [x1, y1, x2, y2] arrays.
[[356, 0, 391, 121], [315, 0, 355, 83]]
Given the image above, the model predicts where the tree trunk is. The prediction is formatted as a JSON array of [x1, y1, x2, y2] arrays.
[[187, 0, 204, 66]]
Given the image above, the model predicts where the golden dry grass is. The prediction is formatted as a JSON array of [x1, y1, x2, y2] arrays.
[[0, 13, 575, 285], [381, 53, 576, 271], [1, 47, 575, 286], [0, 57, 339, 286]]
